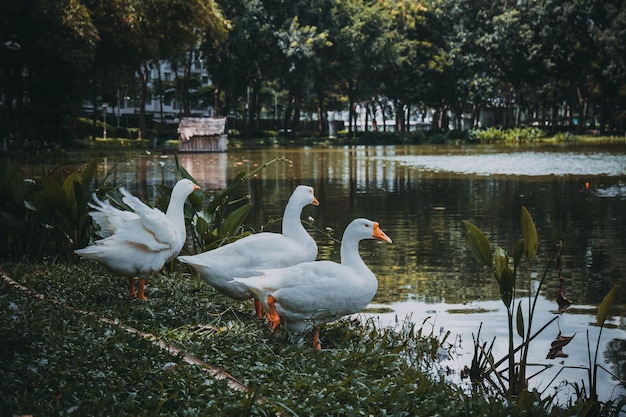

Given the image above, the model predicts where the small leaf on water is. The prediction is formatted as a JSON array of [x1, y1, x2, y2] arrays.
[[546, 332, 575, 359], [556, 290, 573, 314], [520, 207, 538, 264], [516, 302, 524, 338], [462, 221, 492, 267], [597, 285, 619, 327]]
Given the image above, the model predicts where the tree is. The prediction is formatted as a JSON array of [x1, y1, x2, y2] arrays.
[[0, 0, 98, 142], [202, 0, 278, 135], [274, 7, 332, 134], [130, 0, 228, 138]]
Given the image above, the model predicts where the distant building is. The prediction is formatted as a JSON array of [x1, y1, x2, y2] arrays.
[[84, 55, 214, 129], [178, 117, 227, 152]]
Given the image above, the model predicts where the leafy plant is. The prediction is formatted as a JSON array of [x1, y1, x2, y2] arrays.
[[0, 157, 97, 260], [181, 156, 291, 253], [463, 207, 564, 398], [469, 127, 546, 143], [586, 285, 621, 411]]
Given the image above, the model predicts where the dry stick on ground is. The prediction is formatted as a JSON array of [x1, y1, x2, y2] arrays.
[[0, 267, 250, 393]]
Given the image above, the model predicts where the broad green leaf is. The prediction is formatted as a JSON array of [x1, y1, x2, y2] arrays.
[[218, 203, 252, 238], [73, 181, 86, 214], [73, 181, 90, 246], [198, 207, 214, 224], [512, 239, 525, 269], [597, 285, 619, 327], [463, 220, 492, 267], [41, 176, 66, 210], [516, 301, 524, 338], [195, 216, 210, 238], [499, 267, 514, 308], [63, 173, 82, 209], [32, 190, 53, 220], [207, 171, 246, 214], [81, 158, 98, 191], [0, 210, 25, 230], [154, 184, 173, 212], [9, 171, 26, 205], [187, 188, 204, 211], [175, 153, 195, 181], [494, 247, 508, 280], [105, 189, 128, 211], [521, 206, 538, 264]]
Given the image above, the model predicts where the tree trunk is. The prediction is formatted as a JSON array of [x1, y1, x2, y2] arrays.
[[138, 65, 149, 140], [550, 77, 559, 134], [347, 81, 355, 137], [213, 85, 221, 116], [182, 52, 192, 117], [395, 99, 404, 132], [283, 96, 294, 133], [377, 98, 387, 132]]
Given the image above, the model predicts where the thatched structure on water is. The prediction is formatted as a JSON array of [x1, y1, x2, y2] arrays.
[[178, 117, 227, 152]]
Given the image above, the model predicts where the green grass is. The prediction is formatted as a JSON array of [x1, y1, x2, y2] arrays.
[[0, 261, 614, 416]]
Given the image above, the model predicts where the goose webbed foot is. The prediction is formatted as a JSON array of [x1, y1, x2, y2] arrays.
[[267, 295, 281, 332]]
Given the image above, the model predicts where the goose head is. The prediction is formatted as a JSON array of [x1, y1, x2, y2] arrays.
[[290, 185, 320, 208], [344, 218, 392, 244], [171, 179, 200, 201]]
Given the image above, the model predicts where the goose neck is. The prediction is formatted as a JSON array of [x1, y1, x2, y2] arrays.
[[281, 200, 306, 238], [340, 238, 366, 268]]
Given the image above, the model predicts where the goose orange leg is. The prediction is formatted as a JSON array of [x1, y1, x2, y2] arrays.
[[137, 278, 147, 300], [267, 295, 281, 332], [254, 299, 264, 318], [128, 277, 137, 299], [312, 326, 322, 350]]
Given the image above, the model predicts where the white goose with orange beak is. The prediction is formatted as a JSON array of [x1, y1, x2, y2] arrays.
[[235, 218, 392, 349], [179, 185, 319, 315], [75, 179, 200, 300]]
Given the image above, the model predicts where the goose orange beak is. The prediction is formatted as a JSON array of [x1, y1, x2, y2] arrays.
[[373, 222, 392, 244], [311, 189, 320, 206]]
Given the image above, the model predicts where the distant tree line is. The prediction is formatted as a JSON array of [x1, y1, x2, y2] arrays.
[[0, 0, 624, 143]]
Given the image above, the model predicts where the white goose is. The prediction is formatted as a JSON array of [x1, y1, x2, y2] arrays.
[[178, 185, 319, 315], [234, 218, 392, 349], [75, 179, 200, 299]]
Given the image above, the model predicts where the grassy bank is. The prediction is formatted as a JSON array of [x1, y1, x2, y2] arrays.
[[0, 261, 612, 416]]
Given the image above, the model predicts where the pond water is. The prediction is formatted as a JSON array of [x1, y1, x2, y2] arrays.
[[19, 143, 626, 404]]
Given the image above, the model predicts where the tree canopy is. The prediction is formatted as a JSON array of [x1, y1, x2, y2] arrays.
[[0, 0, 624, 142]]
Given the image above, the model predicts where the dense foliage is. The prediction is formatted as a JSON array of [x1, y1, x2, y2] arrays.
[[0, 0, 624, 142]]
